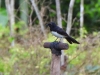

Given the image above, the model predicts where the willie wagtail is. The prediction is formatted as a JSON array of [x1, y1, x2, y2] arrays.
[[46, 22, 80, 44]]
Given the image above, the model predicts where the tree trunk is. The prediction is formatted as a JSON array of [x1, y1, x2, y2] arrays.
[[80, 0, 84, 38], [55, 0, 66, 75], [66, 0, 75, 35], [55, 0, 62, 28], [30, 0, 46, 38], [5, 0, 15, 46]]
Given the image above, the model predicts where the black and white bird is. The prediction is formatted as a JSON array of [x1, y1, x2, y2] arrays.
[[46, 22, 80, 44]]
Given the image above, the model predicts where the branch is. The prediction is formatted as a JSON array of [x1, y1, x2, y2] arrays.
[[30, 0, 46, 38], [66, 0, 75, 35], [44, 42, 68, 50], [46, 6, 67, 23]]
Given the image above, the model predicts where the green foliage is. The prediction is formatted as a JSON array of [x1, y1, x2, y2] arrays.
[[0, 0, 100, 75], [39, 58, 50, 74], [9, 46, 30, 59], [8, 37, 14, 43], [0, 25, 9, 38], [47, 33, 56, 41], [85, 65, 100, 73], [0, 8, 8, 26], [84, 0, 100, 32], [15, 21, 28, 35], [49, 12, 56, 17], [0, 45, 32, 75], [81, 27, 88, 38], [62, 20, 66, 29], [0, 58, 11, 74]]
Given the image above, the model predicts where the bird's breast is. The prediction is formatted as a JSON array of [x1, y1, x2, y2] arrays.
[[51, 31, 64, 38]]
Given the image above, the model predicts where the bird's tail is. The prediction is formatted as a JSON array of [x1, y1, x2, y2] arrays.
[[65, 36, 80, 44]]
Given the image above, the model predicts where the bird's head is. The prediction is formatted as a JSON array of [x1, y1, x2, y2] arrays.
[[46, 22, 56, 28]]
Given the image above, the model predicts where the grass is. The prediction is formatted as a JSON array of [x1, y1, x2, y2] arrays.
[[0, 27, 100, 75]]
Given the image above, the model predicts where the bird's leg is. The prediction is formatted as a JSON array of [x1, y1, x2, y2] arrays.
[[54, 38, 58, 41], [59, 38, 62, 42]]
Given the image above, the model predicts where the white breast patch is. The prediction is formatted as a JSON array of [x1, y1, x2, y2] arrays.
[[51, 31, 64, 38]]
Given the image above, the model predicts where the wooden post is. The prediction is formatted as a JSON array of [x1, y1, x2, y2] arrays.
[[44, 42, 69, 75], [51, 54, 61, 75]]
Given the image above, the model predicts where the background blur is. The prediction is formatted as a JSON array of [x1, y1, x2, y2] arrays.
[[0, 0, 100, 75]]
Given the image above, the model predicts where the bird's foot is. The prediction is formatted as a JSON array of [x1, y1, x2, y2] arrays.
[[54, 38, 58, 42]]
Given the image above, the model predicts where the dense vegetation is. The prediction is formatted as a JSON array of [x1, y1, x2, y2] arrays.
[[0, 0, 100, 75]]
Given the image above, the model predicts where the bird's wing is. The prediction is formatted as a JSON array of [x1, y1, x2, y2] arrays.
[[56, 27, 68, 37]]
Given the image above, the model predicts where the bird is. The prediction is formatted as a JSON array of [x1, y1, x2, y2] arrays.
[[46, 22, 80, 44]]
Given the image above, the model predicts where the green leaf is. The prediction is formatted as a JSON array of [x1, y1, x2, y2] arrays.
[[85, 65, 100, 73], [50, 12, 56, 17], [0, 8, 8, 26], [8, 37, 15, 43]]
